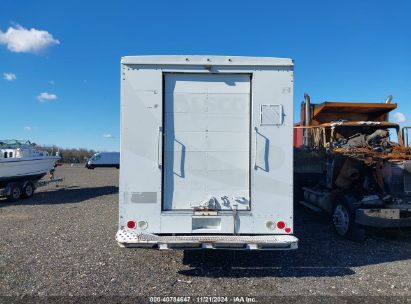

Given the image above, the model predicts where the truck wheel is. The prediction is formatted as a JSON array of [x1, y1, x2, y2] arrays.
[[22, 181, 35, 198], [333, 202, 352, 237], [332, 201, 365, 241], [7, 183, 22, 201]]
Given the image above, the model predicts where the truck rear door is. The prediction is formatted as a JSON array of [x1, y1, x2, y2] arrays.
[[163, 73, 251, 211]]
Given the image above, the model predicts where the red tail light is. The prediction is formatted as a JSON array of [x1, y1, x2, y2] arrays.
[[127, 220, 136, 229], [276, 221, 286, 229], [285, 227, 291, 233]]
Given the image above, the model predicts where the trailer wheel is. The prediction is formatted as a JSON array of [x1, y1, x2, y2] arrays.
[[7, 183, 22, 201], [22, 181, 35, 198], [332, 201, 365, 241]]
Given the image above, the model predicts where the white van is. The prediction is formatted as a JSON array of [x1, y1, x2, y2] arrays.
[[86, 152, 120, 169]]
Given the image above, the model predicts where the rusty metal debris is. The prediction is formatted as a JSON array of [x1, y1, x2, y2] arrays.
[[333, 146, 411, 164]]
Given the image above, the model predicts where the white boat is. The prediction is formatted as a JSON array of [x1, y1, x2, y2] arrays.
[[0, 140, 60, 184]]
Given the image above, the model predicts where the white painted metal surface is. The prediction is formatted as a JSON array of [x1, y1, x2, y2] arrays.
[[121, 55, 293, 66], [119, 55, 295, 249]]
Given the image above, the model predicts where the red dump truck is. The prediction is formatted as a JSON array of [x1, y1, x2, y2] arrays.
[[294, 94, 411, 240]]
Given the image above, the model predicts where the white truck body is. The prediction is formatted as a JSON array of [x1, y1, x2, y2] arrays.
[[86, 152, 119, 169], [117, 55, 297, 250]]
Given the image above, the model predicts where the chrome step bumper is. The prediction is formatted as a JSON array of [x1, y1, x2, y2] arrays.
[[116, 228, 298, 250]]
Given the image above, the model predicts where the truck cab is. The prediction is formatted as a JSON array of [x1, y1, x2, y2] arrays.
[[294, 94, 411, 239]]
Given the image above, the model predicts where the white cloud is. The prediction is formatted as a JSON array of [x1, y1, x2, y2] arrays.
[[37, 92, 58, 102], [103, 134, 114, 139], [393, 112, 406, 123], [49, 80, 55, 85], [23, 126, 32, 131], [0, 24, 60, 53], [3, 72, 16, 81]]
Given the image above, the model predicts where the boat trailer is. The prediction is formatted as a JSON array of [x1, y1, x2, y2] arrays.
[[0, 177, 64, 201]]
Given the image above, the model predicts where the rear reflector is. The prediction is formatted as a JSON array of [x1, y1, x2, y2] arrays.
[[127, 221, 136, 229], [285, 227, 291, 233]]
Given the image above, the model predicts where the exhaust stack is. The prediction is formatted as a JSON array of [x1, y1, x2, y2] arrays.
[[304, 93, 311, 147], [385, 95, 393, 104]]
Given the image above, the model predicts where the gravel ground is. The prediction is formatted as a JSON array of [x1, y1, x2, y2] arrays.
[[1, 166, 411, 299]]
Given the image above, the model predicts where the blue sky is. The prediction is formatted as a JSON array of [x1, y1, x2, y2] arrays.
[[0, 0, 410, 151]]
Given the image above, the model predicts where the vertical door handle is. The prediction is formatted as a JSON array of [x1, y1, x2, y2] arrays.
[[158, 126, 162, 169], [254, 127, 258, 170]]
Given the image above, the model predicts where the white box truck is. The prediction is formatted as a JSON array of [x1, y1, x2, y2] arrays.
[[116, 55, 297, 250]]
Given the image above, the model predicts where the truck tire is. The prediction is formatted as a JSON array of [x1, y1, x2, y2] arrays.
[[7, 183, 22, 202], [22, 181, 35, 198], [332, 200, 365, 241]]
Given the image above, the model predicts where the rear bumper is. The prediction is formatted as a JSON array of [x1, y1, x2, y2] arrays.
[[116, 228, 298, 250], [356, 208, 411, 228]]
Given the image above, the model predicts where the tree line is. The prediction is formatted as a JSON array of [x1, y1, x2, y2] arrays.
[[39, 145, 96, 163]]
